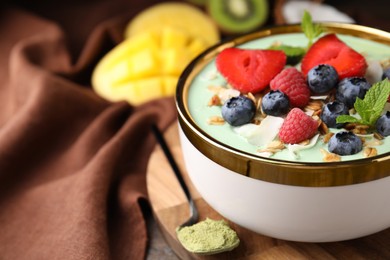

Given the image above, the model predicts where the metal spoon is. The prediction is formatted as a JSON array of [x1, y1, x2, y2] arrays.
[[151, 125, 240, 255], [151, 125, 199, 229]]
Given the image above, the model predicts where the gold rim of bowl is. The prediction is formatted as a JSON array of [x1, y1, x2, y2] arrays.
[[176, 23, 390, 187]]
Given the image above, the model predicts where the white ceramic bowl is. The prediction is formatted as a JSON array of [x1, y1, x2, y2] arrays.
[[176, 23, 390, 242]]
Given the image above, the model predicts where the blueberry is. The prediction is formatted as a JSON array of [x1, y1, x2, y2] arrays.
[[221, 95, 256, 126], [328, 131, 363, 156], [376, 111, 390, 137], [336, 77, 371, 108], [307, 64, 338, 94], [320, 101, 349, 128], [382, 67, 390, 80], [261, 90, 290, 116]]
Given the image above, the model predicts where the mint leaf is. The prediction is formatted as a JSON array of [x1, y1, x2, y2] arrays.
[[354, 97, 371, 124], [268, 44, 306, 65], [336, 115, 361, 124], [266, 11, 322, 65], [356, 79, 390, 125], [301, 10, 323, 47], [336, 79, 390, 126]]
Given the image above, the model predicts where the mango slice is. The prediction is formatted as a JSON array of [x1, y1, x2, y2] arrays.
[[124, 2, 219, 46], [92, 2, 220, 105], [92, 23, 219, 105]]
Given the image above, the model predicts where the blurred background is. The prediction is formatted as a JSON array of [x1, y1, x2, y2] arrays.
[[5, 0, 390, 56]]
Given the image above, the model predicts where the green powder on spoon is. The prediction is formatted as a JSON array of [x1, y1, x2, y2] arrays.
[[176, 218, 240, 255]]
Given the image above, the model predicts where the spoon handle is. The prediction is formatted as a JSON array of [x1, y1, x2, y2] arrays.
[[151, 125, 199, 225]]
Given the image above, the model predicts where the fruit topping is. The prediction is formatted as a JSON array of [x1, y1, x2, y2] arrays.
[[301, 34, 367, 80], [216, 48, 286, 94], [307, 64, 339, 94], [335, 77, 371, 109], [221, 95, 256, 126], [270, 67, 310, 108], [376, 111, 390, 137], [261, 90, 290, 116], [208, 11, 389, 161], [328, 131, 363, 156], [278, 108, 318, 144], [320, 101, 349, 128], [336, 79, 390, 127], [382, 67, 390, 102], [207, 0, 269, 34], [383, 67, 390, 80]]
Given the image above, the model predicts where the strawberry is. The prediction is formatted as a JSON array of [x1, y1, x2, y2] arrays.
[[301, 34, 367, 80], [279, 108, 318, 144], [216, 48, 286, 94], [270, 67, 310, 108]]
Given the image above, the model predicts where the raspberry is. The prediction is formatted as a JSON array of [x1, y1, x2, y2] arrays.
[[279, 108, 318, 144], [270, 67, 310, 108]]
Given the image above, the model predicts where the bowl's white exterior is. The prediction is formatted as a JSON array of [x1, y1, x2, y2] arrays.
[[179, 127, 390, 242]]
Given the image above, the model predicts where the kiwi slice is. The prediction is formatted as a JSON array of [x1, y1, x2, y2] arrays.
[[207, 0, 269, 34]]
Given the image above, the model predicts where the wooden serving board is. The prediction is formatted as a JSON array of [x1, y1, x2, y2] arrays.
[[146, 123, 390, 259]]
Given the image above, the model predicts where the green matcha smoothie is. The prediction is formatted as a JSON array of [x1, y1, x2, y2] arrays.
[[187, 33, 390, 163]]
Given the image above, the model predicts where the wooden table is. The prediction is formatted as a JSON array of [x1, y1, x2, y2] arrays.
[[146, 124, 390, 259]]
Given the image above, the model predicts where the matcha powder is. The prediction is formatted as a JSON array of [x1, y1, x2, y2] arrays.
[[176, 218, 240, 254]]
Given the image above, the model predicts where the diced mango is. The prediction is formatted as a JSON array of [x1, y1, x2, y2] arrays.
[[92, 3, 221, 105], [109, 82, 139, 102], [161, 47, 191, 75], [103, 32, 158, 69], [161, 26, 189, 49], [124, 2, 219, 46], [162, 76, 178, 96], [109, 78, 164, 105], [101, 47, 160, 87], [126, 48, 160, 79], [133, 77, 165, 104], [187, 38, 208, 59], [92, 78, 138, 103]]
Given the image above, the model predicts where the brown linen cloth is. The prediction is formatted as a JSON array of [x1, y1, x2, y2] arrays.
[[0, 0, 172, 259]]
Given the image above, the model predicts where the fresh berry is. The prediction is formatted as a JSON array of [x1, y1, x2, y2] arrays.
[[301, 34, 367, 80], [382, 68, 390, 102], [307, 64, 339, 94], [335, 77, 371, 108], [261, 90, 290, 116], [328, 131, 363, 155], [221, 95, 256, 126], [382, 67, 390, 80], [320, 101, 349, 128], [216, 48, 286, 94], [376, 111, 390, 137], [269, 67, 310, 108], [278, 108, 318, 144]]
